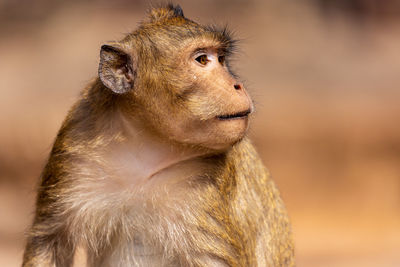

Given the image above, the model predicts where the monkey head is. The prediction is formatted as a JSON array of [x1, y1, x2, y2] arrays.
[[98, 5, 253, 151]]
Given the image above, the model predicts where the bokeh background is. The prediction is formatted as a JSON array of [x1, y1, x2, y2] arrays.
[[1, 0, 399, 266]]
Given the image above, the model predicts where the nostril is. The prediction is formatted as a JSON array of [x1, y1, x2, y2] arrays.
[[234, 84, 241, 90]]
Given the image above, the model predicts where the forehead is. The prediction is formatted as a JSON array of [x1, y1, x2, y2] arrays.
[[180, 36, 225, 54]]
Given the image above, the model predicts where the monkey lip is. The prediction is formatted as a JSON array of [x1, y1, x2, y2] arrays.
[[217, 109, 251, 120]]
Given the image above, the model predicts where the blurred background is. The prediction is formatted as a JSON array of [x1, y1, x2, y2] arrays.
[[0, 0, 399, 266]]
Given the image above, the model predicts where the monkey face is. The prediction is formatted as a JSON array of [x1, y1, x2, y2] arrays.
[[99, 14, 253, 151], [169, 45, 252, 150]]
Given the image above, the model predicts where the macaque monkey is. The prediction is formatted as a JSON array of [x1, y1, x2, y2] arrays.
[[22, 4, 294, 267]]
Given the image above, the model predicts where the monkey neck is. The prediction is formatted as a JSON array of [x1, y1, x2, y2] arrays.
[[99, 109, 212, 185]]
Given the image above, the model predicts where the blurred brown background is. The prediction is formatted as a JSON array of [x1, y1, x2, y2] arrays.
[[0, 0, 399, 266]]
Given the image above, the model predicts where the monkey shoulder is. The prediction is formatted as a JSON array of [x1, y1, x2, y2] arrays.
[[228, 138, 271, 182]]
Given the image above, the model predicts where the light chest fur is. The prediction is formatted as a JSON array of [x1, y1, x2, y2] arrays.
[[62, 139, 292, 267]]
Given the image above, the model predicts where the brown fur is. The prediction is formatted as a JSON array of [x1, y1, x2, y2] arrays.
[[22, 4, 294, 267]]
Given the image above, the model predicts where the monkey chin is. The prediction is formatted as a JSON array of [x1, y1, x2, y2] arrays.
[[206, 116, 249, 151]]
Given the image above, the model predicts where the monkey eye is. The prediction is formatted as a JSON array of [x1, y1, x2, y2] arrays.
[[218, 55, 225, 65], [195, 55, 209, 65]]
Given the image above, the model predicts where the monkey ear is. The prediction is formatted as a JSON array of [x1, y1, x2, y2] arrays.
[[98, 44, 135, 94]]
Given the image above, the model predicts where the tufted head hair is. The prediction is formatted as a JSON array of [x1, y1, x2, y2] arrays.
[[149, 3, 185, 22]]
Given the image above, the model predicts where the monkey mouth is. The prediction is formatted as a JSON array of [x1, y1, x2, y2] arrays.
[[217, 109, 251, 120]]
